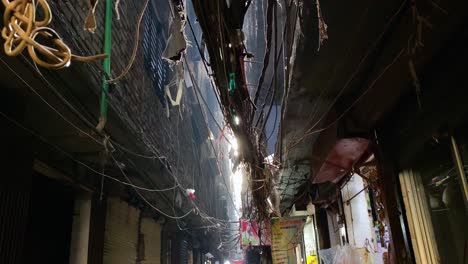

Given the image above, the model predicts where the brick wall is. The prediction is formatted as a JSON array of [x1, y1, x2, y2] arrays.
[[47, 0, 217, 214]]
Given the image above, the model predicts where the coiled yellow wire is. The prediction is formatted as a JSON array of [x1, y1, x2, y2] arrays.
[[1, 0, 107, 69]]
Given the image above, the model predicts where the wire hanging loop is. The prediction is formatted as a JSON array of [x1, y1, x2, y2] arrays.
[[1, 0, 107, 69]]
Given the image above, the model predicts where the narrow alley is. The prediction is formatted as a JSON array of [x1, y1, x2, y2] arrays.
[[1, 0, 468, 263]]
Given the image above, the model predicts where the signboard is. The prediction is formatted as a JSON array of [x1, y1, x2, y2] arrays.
[[271, 216, 307, 264], [240, 219, 260, 247], [306, 255, 318, 264]]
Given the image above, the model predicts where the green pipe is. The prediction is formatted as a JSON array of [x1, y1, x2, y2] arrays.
[[97, 0, 113, 132]]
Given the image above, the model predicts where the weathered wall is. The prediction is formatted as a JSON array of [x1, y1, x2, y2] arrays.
[[47, 0, 217, 214], [341, 175, 374, 248]]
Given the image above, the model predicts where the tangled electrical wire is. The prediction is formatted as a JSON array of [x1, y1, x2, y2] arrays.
[[189, 0, 286, 222], [190, 0, 284, 221], [1, 0, 106, 68]]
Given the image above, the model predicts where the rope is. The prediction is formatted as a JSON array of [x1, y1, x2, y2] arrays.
[[106, 0, 149, 84], [1, 0, 107, 69]]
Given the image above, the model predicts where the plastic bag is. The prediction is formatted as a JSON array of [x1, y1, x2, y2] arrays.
[[319, 244, 374, 264]]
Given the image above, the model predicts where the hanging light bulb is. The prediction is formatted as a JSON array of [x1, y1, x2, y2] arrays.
[[233, 115, 241, 125]]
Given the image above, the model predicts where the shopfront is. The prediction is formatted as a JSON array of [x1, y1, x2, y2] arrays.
[[399, 132, 468, 264], [373, 28, 468, 263]]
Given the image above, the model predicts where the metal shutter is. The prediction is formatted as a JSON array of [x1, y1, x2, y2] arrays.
[[178, 237, 189, 264], [0, 189, 30, 264], [103, 198, 140, 264], [140, 217, 162, 264]]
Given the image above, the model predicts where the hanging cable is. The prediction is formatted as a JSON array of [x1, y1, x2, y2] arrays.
[[106, 0, 150, 83], [0, 54, 229, 228], [1, 0, 106, 68], [280, 0, 408, 157], [111, 154, 193, 219], [187, 57, 240, 216], [2, 2, 231, 223], [0, 56, 104, 146], [0, 110, 179, 192]]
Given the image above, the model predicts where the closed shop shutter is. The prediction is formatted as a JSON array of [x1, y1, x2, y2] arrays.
[[178, 237, 189, 264], [0, 189, 30, 264], [103, 197, 140, 264], [140, 217, 161, 264]]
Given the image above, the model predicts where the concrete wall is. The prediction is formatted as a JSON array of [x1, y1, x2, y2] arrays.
[[342, 174, 374, 248]]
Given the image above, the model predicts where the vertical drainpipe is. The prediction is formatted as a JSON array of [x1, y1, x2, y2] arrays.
[[97, 0, 113, 132]]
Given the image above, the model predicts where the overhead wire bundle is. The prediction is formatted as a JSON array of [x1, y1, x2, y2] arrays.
[[190, 0, 279, 221]]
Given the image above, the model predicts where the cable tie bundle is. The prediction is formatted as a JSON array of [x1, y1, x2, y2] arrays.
[[2, 0, 107, 69]]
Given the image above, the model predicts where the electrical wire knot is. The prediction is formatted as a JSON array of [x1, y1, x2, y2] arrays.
[[1, 0, 107, 69]]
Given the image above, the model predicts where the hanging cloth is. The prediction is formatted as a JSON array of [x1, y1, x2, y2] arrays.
[[165, 63, 184, 106], [162, 10, 187, 61], [165, 77, 184, 106]]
